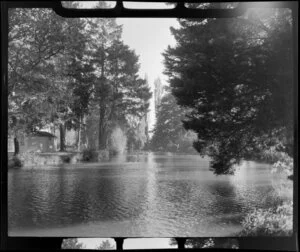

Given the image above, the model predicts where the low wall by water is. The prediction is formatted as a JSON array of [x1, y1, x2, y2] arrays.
[[19, 152, 83, 166], [8, 150, 195, 168], [8, 150, 112, 168]]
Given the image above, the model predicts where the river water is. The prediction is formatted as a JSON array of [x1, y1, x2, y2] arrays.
[[8, 153, 283, 237]]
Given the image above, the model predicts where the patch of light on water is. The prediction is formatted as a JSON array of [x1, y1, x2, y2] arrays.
[[231, 161, 248, 181], [231, 161, 274, 182]]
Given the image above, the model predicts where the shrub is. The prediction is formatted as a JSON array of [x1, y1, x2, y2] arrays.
[[109, 148, 118, 157], [239, 201, 293, 236], [8, 156, 23, 168], [270, 156, 293, 201], [271, 155, 293, 179], [61, 155, 71, 163], [13, 156, 23, 167], [82, 148, 96, 162], [97, 150, 110, 161]]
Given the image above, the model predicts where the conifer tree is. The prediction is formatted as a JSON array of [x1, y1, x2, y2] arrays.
[[163, 6, 293, 174]]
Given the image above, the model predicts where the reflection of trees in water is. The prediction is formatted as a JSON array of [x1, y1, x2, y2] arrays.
[[143, 153, 159, 218], [9, 156, 280, 234], [9, 171, 34, 228], [10, 169, 84, 228], [9, 170, 65, 228], [159, 180, 194, 205], [155, 180, 201, 225], [62, 168, 148, 223], [230, 161, 282, 210], [206, 180, 244, 225], [157, 154, 203, 173], [109, 153, 150, 163], [9, 167, 149, 229]]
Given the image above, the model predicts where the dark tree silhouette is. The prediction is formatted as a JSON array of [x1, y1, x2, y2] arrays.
[[164, 6, 293, 174]]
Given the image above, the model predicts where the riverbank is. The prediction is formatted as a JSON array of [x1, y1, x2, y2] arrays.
[[8, 150, 199, 169], [8, 149, 111, 168]]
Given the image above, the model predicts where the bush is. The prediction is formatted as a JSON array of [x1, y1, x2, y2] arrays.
[[239, 201, 293, 236], [109, 148, 118, 157], [97, 150, 110, 161], [271, 156, 293, 179], [8, 156, 23, 168], [13, 156, 23, 167], [82, 148, 96, 162], [270, 155, 293, 201], [61, 155, 71, 163]]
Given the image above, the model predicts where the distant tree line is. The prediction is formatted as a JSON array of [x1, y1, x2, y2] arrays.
[[150, 87, 197, 153]]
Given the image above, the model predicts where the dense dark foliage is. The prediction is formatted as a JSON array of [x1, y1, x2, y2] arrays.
[[164, 6, 293, 174]]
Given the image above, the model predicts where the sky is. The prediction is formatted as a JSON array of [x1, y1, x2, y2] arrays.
[[116, 17, 179, 132], [117, 17, 178, 85]]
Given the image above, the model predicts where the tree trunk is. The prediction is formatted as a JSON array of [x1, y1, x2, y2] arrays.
[[59, 123, 66, 152], [98, 104, 107, 150], [77, 116, 82, 151], [14, 136, 19, 156], [77, 128, 81, 151], [98, 44, 108, 151], [82, 115, 88, 149]]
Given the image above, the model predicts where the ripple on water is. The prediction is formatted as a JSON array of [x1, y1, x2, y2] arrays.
[[8, 154, 284, 236]]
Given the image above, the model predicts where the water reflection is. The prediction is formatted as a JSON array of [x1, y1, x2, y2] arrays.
[[8, 153, 282, 236]]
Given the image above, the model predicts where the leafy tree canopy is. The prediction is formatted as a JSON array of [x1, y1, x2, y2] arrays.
[[163, 6, 293, 174], [8, 6, 151, 152]]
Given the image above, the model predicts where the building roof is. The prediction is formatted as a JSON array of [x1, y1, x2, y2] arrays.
[[31, 131, 56, 138]]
